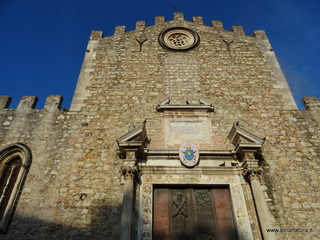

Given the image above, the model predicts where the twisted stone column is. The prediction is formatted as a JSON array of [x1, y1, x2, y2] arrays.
[[120, 166, 138, 240]]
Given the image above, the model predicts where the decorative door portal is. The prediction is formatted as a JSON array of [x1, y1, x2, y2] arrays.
[[153, 187, 238, 240]]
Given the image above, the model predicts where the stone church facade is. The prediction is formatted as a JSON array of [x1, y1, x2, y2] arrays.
[[0, 13, 319, 239]]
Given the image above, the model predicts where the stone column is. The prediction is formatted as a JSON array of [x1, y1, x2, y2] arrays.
[[244, 167, 276, 240], [120, 166, 138, 240]]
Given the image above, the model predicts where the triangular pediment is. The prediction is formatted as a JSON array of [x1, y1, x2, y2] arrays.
[[117, 121, 147, 144], [228, 123, 265, 147], [116, 121, 147, 159]]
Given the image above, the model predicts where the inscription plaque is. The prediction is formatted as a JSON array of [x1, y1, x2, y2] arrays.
[[165, 120, 212, 145]]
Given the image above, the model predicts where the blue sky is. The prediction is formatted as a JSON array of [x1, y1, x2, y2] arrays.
[[0, 0, 319, 109]]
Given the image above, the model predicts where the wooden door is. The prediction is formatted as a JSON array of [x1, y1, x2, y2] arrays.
[[153, 187, 237, 240]]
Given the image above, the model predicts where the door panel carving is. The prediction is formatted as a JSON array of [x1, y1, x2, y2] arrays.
[[153, 187, 237, 240], [170, 190, 195, 240], [195, 189, 217, 240]]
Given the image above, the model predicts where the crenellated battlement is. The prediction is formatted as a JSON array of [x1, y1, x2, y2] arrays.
[[0, 95, 63, 111], [90, 12, 267, 40], [0, 96, 11, 109], [0, 95, 65, 147], [303, 96, 320, 110]]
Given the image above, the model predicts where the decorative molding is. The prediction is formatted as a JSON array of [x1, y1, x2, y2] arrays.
[[138, 174, 254, 240], [145, 149, 235, 159], [140, 165, 239, 175], [156, 97, 214, 112], [156, 104, 214, 112]]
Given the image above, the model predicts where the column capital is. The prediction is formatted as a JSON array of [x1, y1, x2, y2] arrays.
[[242, 166, 262, 181], [241, 151, 263, 181], [121, 166, 139, 180]]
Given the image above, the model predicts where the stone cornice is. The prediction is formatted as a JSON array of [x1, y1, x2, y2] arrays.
[[139, 165, 238, 175], [156, 97, 214, 112], [145, 149, 235, 159], [156, 104, 214, 112]]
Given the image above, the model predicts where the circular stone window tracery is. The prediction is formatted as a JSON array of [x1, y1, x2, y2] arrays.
[[158, 27, 200, 51]]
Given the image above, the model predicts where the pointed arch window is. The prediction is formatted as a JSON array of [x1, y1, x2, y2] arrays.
[[0, 144, 31, 233]]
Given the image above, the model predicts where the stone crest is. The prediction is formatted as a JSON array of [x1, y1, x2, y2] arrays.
[[179, 141, 199, 167]]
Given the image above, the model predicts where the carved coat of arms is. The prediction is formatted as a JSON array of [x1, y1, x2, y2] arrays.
[[179, 141, 199, 167]]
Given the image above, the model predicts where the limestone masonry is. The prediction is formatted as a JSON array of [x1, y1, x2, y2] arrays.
[[0, 13, 319, 240]]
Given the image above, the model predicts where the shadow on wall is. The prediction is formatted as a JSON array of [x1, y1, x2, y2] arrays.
[[1, 203, 120, 240]]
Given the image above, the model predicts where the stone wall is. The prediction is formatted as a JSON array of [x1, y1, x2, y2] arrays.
[[0, 13, 319, 239]]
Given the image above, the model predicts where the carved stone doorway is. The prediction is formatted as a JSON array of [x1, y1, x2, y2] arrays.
[[153, 187, 238, 240]]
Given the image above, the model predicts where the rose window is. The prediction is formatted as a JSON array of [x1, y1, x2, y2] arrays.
[[159, 27, 200, 51]]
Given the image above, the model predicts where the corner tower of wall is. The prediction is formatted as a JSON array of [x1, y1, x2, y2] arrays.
[[70, 31, 103, 111], [253, 30, 297, 109]]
